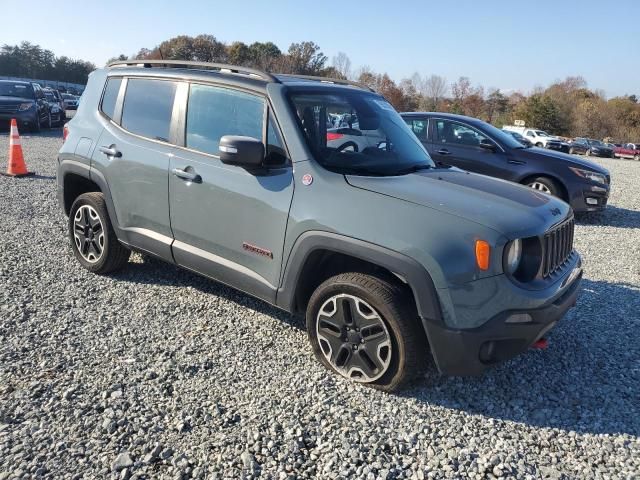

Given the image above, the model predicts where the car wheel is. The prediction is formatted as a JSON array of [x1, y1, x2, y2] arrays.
[[535, 142, 543, 148], [306, 272, 426, 392], [69, 192, 130, 274], [31, 114, 41, 133], [635, 154, 640, 161], [527, 176, 560, 196]]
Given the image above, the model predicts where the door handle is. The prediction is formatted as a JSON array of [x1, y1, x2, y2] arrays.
[[99, 146, 121, 158], [437, 148, 451, 155], [172, 167, 201, 182]]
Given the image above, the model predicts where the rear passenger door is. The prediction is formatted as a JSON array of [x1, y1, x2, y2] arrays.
[[91, 76, 178, 262], [168, 82, 293, 303]]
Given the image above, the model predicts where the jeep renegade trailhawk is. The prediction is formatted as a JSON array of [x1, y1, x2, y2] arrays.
[[57, 60, 583, 391]]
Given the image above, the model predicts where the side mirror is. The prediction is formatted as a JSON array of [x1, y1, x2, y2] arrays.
[[479, 139, 496, 151], [219, 135, 265, 167]]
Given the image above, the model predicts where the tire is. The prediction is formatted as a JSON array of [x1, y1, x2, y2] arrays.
[[535, 142, 543, 148], [31, 114, 41, 133], [306, 272, 426, 392], [634, 154, 639, 162], [526, 176, 560, 196], [68, 192, 130, 274]]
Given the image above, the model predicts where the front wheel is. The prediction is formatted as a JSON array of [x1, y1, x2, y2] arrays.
[[306, 272, 426, 392], [527, 176, 560, 196], [634, 154, 640, 161], [68, 192, 130, 273]]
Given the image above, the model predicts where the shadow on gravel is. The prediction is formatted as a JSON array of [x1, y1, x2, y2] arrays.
[[0, 127, 63, 138], [576, 206, 640, 229], [110, 257, 639, 436], [404, 278, 640, 437], [111, 255, 304, 331]]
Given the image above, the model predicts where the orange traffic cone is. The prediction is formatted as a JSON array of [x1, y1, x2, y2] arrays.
[[2, 119, 34, 177]]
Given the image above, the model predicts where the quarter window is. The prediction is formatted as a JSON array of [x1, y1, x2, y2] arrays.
[[101, 77, 122, 120], [121, 78, 177, 142], [266, 113, 287, 165], [186, 84, 265, 156]]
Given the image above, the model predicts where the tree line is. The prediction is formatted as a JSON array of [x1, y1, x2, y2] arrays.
[[0, 42, 95, 85], [3, 37, 638, 142]]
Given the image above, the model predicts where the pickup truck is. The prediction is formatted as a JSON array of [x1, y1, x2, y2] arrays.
[[502, 126, 568, 150], [613, 143, 640, 160]]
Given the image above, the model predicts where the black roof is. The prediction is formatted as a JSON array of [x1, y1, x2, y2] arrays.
[[400, 111, 486, 124]]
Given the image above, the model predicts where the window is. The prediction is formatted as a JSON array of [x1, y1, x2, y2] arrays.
[[434, 120, 490, 147], [186, 84, 265, 156], [101, 77, 122, 120], [405, 119, 429, 141], [266, 113, 288, 165], [121, 78, 177, 142]]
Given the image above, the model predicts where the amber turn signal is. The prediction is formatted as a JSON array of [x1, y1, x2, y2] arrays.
[[475, 240, 490, 270]]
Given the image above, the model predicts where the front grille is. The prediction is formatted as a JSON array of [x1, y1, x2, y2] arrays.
[[542, 216, 575, 278], [0, 105, 18, 114]]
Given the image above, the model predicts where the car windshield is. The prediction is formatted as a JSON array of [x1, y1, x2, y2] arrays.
[[588, 139, 604, 146], [290, 90, 435, 176], [535, 130, 551, 137], [0, 82, 34, 98], [480, 123, 527, 148], [45, 92, 55, 101], [62, 94, 73, 99]]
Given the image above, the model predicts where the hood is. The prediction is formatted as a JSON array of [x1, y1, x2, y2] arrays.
[[0, 95, 34, 105], [518, 147, 609, 174], [346, 169, 571, 238]]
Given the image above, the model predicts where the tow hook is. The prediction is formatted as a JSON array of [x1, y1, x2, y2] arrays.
[[531, 338, 548, 349]]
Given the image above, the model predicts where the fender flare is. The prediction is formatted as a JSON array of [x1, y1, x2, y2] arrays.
[[276, 231, 443, 324]]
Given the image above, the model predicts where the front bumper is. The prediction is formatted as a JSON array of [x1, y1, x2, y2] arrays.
[[0, 110, 37, 129], [423, 257, 582, 376], [569, 181, 610, 212]]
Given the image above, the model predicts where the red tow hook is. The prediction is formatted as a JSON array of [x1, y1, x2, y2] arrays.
[[532, 338, 549, 349]]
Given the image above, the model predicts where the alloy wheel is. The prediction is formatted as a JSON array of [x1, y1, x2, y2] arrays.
[[528, 181, 551, 194], [316, 294, 392, 382], [73, 205, 105, 263]]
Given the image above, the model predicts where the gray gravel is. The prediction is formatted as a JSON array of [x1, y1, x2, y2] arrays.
[[1, 131, 639, 479]]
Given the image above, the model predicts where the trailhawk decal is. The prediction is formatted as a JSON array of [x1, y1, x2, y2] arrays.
[[242, 242, 274, 259]]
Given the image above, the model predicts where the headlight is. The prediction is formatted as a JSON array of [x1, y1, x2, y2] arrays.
[[569, 167, 606, 184], [18, 103, 34, 111], [504, 239, 522, 275]]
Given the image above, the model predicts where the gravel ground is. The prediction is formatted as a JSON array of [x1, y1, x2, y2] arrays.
[[0, 131, 639, 479]]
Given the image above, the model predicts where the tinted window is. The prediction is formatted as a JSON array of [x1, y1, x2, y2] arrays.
[[186, 84, 264, 156], [406, 119, 428, 140], [101, 77, 122, 120], [434, 120, 491, 147], [0, 83, 34, 98], [121, 78, 177, 142]]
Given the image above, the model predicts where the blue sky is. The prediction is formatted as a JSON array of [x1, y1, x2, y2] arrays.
[[4, 0, 639, 97]]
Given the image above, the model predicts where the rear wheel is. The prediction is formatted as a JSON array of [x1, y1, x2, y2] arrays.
[[526, 176, 560, 196], [68, 192, 130, 273], [635, 154, 640, 161], [535, 142, 543, 148], [306, 272, 426, 392]]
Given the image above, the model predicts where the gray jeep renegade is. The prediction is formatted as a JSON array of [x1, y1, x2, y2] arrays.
[[57, 60, 582, 391]]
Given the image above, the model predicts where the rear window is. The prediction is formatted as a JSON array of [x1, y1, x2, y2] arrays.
[[186, 84, 264, 156], [121, 78, 177, 142], [100, 77, 122, 120]]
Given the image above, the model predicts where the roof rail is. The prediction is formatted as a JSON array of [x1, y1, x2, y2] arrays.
[[277, 73, 375, 92], [107, 59, 279, 83]]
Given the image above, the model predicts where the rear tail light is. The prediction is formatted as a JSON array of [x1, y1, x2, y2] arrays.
[[326, 132, 344, 141], [62, 123, 69, 143]]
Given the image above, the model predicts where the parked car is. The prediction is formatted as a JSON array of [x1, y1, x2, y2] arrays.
[[613, 143, 640, 160], [545, 138, 570, 153], [62, 93, 79, 110], [573, 138, 614, 158], [503, 126, 564, 149], [43, 88, 65, 126], [403, 112, 610, 212], [58, 61, 584, 391], [503, 129, 533, 147], [0, 80, 52, 131], [567, 139, 590, 155]]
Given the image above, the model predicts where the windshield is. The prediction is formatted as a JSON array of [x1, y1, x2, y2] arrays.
[[0, 82, 34, 98], [62, 94, 74, 99], [535, 130, 551, 137], [479, 123, 526, 148], [44, 92, 55, 101], [588, 139, 604, 146], [290, 91, 435, 176]]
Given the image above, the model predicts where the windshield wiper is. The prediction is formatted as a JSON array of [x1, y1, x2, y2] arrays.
[[391, 164, 434, 175]]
